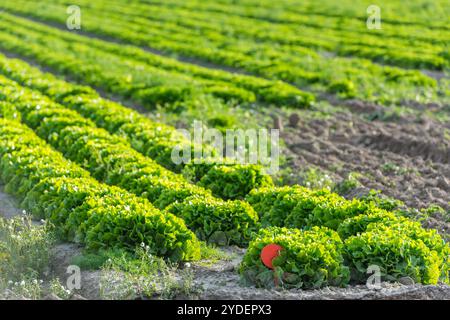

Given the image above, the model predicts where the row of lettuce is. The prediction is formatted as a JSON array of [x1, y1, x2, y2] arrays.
[[4, 0, 448, 71], [241, 186, 449, 288], [0, 54, 273, 200], [0, 12, 313, 109], [1, 109, 448, 287], [0, 54, 448, 288], [0, 118, 201, 261], [0, 74, 262, 247], [144, 0, 449, 43], [0, 9, 444, 106], [211, 0, 450, 30], [104, 0, 448, 69]]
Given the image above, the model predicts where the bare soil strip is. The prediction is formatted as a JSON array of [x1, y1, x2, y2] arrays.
[[0, 185, 22, 218]]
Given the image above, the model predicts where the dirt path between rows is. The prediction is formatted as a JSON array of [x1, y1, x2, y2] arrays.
[[49, 243, 450, 300], [0, 185, 22, 218]]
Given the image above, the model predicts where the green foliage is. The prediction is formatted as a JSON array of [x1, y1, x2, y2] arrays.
[[246, 186, 373, 230], [381, 162, 416, 176], [0, 76, 260, 247], [207, 114, 236, 132], [49, 278, 72, 300], [337, 208, 399, 239], [24, 178, 201, 261], [245, 187, 285, 219], [0, 101, 19, 120], [344, 220, 450, 284], [0, 119, 201, 262], [0, 215, 53, 281], [298, 167, 334, 190], [258, 82, 315, 108], [0, 6, 448, 290], [70, 247, 135, 270], [2, 276, 43, 300], [166, 195, 259, 246], [359, 190, 405, 211], [182, 157, 237, 183], [1, 0, 444, 107], [204, 85, 257, 103], [198, 242, 235, 264], [246, 186, 313, 226], [329, 80, 356, 98], [286, 194, 372, 230], [0, 14, 312, 108], [199, 164, 274, 200], [71, 253, 112, 271], [0, 55, 273, 202], [134, 85, 194, 107], [99, 246, 197, 299], [333, 172, 362, 195], [240, 226, 350, 289]]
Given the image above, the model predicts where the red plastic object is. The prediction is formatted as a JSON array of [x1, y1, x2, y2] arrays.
[[261, 244, 283, 269]]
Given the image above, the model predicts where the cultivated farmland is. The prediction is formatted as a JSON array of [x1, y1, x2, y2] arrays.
[[0, 0, 449, 300]]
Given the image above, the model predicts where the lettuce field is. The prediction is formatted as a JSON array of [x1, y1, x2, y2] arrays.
[[0, 0, 449, 300]]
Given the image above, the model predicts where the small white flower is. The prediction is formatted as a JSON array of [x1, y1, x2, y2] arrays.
[[185, 263, 191, 268], [140, 242, 145, 248], [22, 210, 27, 215], [20, 280, 25, 286]]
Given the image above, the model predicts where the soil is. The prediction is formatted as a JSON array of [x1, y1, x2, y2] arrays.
[[191, 259, 450, 300], [0, 185, 23, 218]]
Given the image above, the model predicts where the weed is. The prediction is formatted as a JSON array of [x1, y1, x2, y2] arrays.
[[196, 242, 235, 267], [49, 278, 72, 300], [298, 167, 334, 190], [381, 162, 417, 176], [99, 246, 198, 300], [0, 215, 53, 282], [0, 215, 52, 299], [333, 172, 362, 195], [70, 248, 130, 271]]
